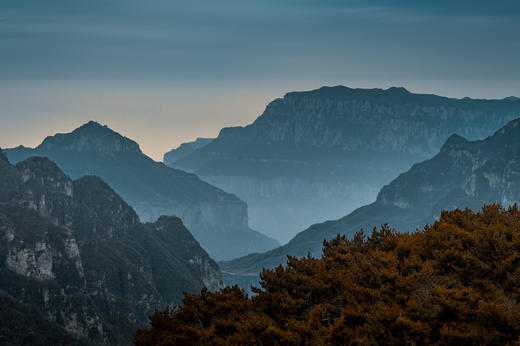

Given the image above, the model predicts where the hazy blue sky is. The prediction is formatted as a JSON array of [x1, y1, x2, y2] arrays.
[[1, 0, 519, 160]]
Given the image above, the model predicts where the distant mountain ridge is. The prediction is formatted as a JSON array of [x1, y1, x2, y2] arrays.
[[5, 121, 278, 260], [38, 121, 141, 153], [164, 137, 213, 166], [0, 149, 221, 344], [169, 85, 520, 242], [221, 117, 520, 289]]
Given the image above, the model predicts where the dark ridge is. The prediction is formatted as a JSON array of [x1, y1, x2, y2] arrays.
[[276, 85, 520, 105], [0, 148, 8, 163], [73, 175, 141, 236], [154, 214, 185, 228], [283, 85, 421, 101], [495, 117, 520, 136], [15, 156, 70, 181], [386, 86, 410, 94], [440, 134, 469, 152], [15, 156, 71, 183]]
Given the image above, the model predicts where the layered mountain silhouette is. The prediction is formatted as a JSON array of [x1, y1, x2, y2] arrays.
[[221, 117, 520, 289], [164, 137, 213, 166], [169, 86, 520, 243], [4, 121, 278, 260], [0, 149, 221, 344]]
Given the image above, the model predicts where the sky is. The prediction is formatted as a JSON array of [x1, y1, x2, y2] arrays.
[[1, 0, 519, 160]]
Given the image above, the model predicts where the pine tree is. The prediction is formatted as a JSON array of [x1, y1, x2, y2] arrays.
[[135, 205, 520, 345]]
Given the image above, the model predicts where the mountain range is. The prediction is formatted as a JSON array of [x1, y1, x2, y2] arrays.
[[4, 121, 278, 260], [3, 85, 520, 342], [168, 86, 520, 243], [221, 117, 520, 289], [0, 149, 222, 344]]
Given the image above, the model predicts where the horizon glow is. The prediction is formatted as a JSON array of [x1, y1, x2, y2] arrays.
[[1, 0, 519, 160]]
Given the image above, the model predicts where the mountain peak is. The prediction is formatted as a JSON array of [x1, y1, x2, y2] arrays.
[[77, 120, 106, 130], [440, 134, 469, 152], [163, 138, 214, 165], [37, 121, 142, 153], [494, 118, 520, 137], [16, 156, 70, 181], [72, 120, 120, 137], [73, 175, 140, 236], [386, 86, 410, 94]]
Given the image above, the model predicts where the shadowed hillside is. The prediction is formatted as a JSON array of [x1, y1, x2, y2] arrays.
[[0, 149, 221, 344]]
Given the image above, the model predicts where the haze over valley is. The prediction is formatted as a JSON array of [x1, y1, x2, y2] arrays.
[[168, 86, 520, 242]]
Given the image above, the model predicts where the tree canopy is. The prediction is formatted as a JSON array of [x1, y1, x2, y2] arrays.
[[135, 205, 520, 345]]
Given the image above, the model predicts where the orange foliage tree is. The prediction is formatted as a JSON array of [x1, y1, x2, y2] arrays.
[[135, 205, 520, 345]]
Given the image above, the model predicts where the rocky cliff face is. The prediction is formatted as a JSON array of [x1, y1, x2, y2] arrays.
[[172, 86, 520, 242], [220, 117, 520, 290], [0, 150, 222, 344], [243, 86, 517, 154], [4, 121, 278, 260], [375, 118, 520, 217], [0, 290, 79, 345]]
